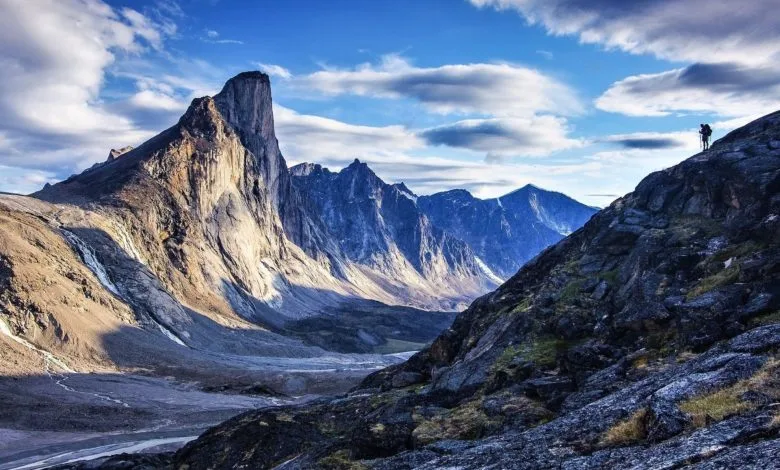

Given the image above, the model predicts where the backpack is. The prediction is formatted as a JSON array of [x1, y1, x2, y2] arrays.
[[703, 124, 712, 137]]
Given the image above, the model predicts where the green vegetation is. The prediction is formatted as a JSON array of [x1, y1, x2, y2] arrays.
[[687, 265, 740, 300], [317, 450, 367, 470], [493, 345, 523, 372], [711, 241, 764, 264], [561, 258, 581, 275], [373, 338, 427, 354], [679, 359, 779, 428], [670, 215, 722, 240], [493, 336, 568, 371], [524, 336, 568, 368], [509, 298, 532, 314], [412, 400, 499, 446], [601, 269, 619, 285], [558, 279, 585, 303], [679, 388, 751, 428], [600, 408, 648, 447], [749, 310, 780, 327]]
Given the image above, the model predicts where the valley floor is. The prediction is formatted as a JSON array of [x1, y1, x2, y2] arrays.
[[0, 351, 413, 469]]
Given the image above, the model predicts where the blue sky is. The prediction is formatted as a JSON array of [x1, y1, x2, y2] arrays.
[[2, 0, 779, 205]]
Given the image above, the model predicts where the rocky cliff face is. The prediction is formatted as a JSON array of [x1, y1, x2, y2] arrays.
[[170, 111, 780, 469], [290, 160, 495, 296], [31, 71, 488, 336], [418, 185, 597, 278]]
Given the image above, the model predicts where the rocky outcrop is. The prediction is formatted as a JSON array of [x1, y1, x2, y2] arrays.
[[417, 185, 597, 278], [107, 146, 133, 162], [169, 110, 780, 469]]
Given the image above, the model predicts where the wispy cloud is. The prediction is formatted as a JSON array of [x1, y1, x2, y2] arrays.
[[419, 116, 583, 157], [201, 28, 243, 44], [473, 0, 780, 121], [602, 131, 696, 151], [296, 54, 583, 117], [596, 63, 780, 118], [255, 63, 292, 79], [536, 50, 553, 60], [0, 0, 181, 176], [470, 0, 780, 66]]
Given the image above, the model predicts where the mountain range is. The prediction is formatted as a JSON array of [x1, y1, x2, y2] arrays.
[[0, 71, 593, 381]]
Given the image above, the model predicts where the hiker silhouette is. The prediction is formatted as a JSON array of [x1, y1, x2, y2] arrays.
[[700, 123, 712, 151]]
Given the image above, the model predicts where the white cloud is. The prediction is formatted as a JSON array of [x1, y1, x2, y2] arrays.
[[473, 0, 780, 121], [0, 165, 61, 195], [536, 50, 553, 60], [0, 0, 178, 179], [256, 63, 293, 79], [274, 104, 423, 163], [201, 28, 243, 44], [127, 89, 188, 112], [296, 54, 583, 117], [596, 64, 780, 118], [470, 0, 780, 66]]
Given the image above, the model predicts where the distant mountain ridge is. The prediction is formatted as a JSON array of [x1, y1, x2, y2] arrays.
[[291, 161, 596, 282], [290, 160, 493, 290], [417, 185, 598, 278]]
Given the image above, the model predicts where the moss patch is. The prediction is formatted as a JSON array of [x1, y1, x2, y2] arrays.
[[493, 337, 568, 371], [749, 310, 780, 327], [412, 400, 499, 446], [600, 408, 648, 447], [509, 298, 532, 314], [558, 279, 585, 303], [679, 359, 779, 428], [601, 269, 619, 285], [687, 265, 740, 300], [524, 336, 568, 368], [317, 450, 367, 470]]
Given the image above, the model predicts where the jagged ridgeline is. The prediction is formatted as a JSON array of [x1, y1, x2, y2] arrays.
[[170, 111, 780, 468]]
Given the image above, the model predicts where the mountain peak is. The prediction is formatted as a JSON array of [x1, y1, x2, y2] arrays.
[[290, 162, 327, 177], [392, 182, 416, 196], [347, 158, 367, 169], [213, 71, 275, 139], [107, 146, 133, 162]]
